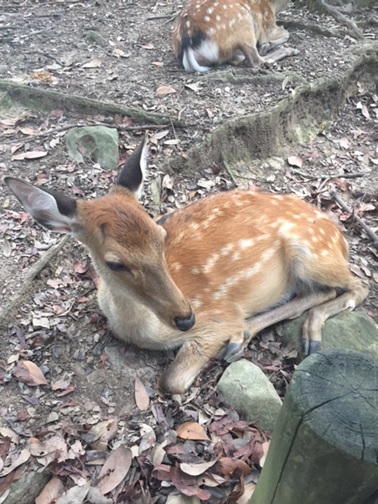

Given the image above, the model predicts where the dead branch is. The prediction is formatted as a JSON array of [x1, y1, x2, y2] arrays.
[[0, 236, 70, 323], [331, 192, 378, 249], [291, 169, 371, 180]]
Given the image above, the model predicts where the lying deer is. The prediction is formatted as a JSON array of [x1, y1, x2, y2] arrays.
[[5, 139, 368, 394], [172, 0, 299, 72]]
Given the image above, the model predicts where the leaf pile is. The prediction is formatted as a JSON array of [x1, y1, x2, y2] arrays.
[[0, 384, 269, 503]]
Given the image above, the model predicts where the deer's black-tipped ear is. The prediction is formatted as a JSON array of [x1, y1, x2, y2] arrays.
[[116, 136, 148, 199], [4, 177, 78, 234]]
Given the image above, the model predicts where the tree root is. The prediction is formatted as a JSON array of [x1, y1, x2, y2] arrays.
[[0, 79, 184, 127], [281, 18, 345, 38], [318, 0, 363, 39], [200, 68, 305, 84]]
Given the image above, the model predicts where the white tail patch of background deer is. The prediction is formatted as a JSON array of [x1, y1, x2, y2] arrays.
[[5, 139, 368, 394], [172, 0, 299, 72]]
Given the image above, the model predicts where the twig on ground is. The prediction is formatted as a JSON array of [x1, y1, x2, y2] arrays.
[[331, 192, 378, 249], [291, 170, 371, 180], [0, 236, 70, 323]]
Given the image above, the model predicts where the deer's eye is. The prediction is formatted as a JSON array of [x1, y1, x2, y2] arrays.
[[106, 261, 131, 273]]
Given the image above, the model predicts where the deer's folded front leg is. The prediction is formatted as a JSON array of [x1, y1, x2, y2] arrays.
[[158, 340, 218, 394], [158, 320, 241, 394]]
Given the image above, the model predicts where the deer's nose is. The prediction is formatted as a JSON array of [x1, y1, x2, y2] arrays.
[[174, 310, 195, 331]]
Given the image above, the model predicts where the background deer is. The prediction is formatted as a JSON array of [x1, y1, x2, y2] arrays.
[[172, 0, 299, 72], [5, 138, 368, 394]]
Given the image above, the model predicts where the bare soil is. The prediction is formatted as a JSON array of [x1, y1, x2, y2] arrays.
[[0, 0, 377, 502]]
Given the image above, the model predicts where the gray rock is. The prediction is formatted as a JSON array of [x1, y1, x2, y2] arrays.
[[217, 359, 282, 433], [65, 126, 119, 169], [281, 311, 378, 358]]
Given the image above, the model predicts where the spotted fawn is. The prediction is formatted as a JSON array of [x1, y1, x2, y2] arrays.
[[5, 139, 368, 393]]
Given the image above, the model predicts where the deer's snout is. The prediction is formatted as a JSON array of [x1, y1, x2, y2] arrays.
[[174, 310, 195, 331]]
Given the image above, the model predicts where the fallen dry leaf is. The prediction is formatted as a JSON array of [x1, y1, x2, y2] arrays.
[[339, 137, 350, 149], [215, 457, 251, 477], [35, 476, 65, 504], [236, 481, 256, 503], [0, 448, 30, 477], [156, 85, 177, 97], [11, 151, 48, 160], [81, 419, 118, 451], [180, 459, 217, 476], [97, 445, 132, 495], [152, 464, 211, 500], [13, 360, 48, 386], [287, 155, 303, 168], [55, 481, 90, 504], [82, 57, 103, 68], [19, 127, 38, 136], [111, 48, 129, 58], [134, 376, 149, 411], [176, 422, 210, 442], [0, 428, 19, 444], [259, 441, 270, 467], [29, 435, 68, 464], [184, 82, 201, 93]]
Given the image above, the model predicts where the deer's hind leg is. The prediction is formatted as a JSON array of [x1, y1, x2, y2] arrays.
[[259, 25, 299, 64], [300, 267, 368, 355], [223, 289, 338, 363]]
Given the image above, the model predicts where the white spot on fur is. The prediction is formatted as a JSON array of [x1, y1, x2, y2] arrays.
[[192, 298, 202, 309], [186, 20, 191, 28], [212, 259, 263, 301], [191, 266, 200, 275], [220, 243, 234, 256], [239, 238, 254, 249], [203, 252, 220, 274], [204, 15, 210, 21], [207, 6, 214, 13], [279, 221, 295, 235], [260, 249, 272, 262], [215, 14, 221, 21], [207, 27, 216, 36]]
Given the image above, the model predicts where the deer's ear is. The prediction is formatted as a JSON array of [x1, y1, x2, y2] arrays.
[[116, 136, 148, 199], [5, 177, 78, 234]]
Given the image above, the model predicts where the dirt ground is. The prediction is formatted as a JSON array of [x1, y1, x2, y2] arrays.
[[0, 0, 377, 502]]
